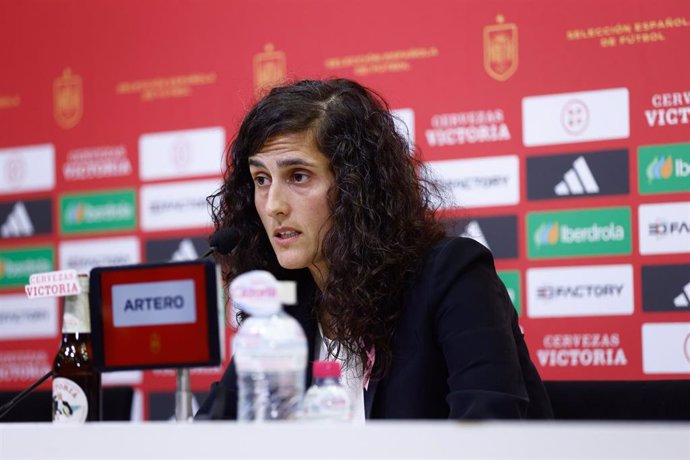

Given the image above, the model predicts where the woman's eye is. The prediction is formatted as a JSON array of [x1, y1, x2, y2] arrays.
[[254, 175, 268, 186], [293, 173, 307, 183]]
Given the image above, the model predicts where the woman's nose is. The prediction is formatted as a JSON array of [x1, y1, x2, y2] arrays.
[[265, 183, 289, 217]]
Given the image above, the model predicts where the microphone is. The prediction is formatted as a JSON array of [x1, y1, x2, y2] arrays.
[[0, 370, 54, 420], [201, 228, 241, 258]]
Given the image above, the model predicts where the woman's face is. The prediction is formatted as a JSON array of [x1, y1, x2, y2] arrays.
[[249, 131, 335, 287]]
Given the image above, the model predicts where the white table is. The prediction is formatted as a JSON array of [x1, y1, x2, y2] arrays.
[[1, 421, 690, 459]]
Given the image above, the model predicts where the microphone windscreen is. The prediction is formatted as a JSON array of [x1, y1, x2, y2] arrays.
[[210, 228, 241, 255]]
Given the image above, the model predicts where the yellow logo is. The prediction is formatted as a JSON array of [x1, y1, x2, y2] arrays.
[[484, 15, 518, 81], [150, 332, 162, 354], [53, 68, 83, 129], [253, 43, 286, 98]]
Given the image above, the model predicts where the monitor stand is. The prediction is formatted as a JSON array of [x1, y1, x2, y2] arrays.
[[175, 368, 193, 422]]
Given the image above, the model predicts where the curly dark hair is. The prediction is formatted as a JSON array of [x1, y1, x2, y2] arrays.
[[208, 78, 446, 378]]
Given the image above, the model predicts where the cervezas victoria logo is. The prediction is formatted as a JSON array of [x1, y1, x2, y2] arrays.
[[253, 44, 286, 98], [484, 15, 518, 81], [644, 89, 690, 128], [536, 332, 628, 369], [53, 68, 83, 129]]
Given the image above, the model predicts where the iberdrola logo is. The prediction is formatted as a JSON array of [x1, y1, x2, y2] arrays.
[[646, 155, 673, 183], [0, 260, 5, 279], [534, 222, 560, 246], [64, 203, 86, 225]]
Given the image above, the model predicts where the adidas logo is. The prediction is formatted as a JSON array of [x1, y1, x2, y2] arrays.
[[1, 202, 34, 238], [461, 220, 491, 250], [554, 156, 600, 196], [170, 238, 198, 261], [674, 281, 690, 308]]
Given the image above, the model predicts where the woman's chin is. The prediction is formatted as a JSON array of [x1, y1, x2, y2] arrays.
[[276, 258, 307, 271]]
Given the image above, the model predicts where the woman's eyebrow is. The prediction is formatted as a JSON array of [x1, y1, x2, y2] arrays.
[[276, 157, 316, 168], [248, 158, 265, 168], [248, 157, 316, 168]]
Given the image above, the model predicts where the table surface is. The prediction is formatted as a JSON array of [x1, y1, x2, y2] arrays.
[[1, 420, 690, 460]]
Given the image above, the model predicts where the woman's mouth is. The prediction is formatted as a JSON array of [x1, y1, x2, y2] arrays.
[[275, 230, 301, 241]]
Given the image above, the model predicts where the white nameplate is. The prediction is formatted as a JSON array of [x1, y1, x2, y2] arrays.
[[112, 279, 197, 327]]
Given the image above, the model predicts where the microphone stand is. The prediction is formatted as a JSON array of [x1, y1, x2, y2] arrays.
[[0, 370, 54, 419], [175, 368, 193, 421], [171, 240, 217, 422], [173, 227, 238, 421]]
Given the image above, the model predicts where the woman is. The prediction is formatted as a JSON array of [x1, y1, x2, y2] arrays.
[[197, 78, 552, 420]]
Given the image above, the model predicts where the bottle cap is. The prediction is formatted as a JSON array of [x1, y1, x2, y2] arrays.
[[229, 270, 281, 316], [312, 360, 341, 378]]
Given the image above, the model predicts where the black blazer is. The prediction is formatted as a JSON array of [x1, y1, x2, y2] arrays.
[[196, 237, 553, 420]]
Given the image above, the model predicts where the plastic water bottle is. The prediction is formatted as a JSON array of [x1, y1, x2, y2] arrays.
[[302, 360, 352, 421], [231, 271, 307, 421]]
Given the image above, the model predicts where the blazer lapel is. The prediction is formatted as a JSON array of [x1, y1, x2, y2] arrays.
[[363, 381, 378, 418]]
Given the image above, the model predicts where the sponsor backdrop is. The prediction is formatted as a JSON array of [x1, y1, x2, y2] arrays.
[[1, 0, 689, 419]]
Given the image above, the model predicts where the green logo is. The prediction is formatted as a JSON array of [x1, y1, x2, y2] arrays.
[[639, 143, 690, 194], [0, 247, 54, 288], [60, 189, 136, 234], [498, 270, 521, 316], [527, 207, 631, 259]]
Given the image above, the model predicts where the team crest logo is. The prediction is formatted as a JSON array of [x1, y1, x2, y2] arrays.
[[253, 43, 286, 98], [150, 332, 162, 354], [53, 68, 83, 129], [483, 15, 518, 81]]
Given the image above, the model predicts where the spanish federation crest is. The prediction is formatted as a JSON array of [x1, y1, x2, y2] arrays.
[[150, 332, 162, 354], [53, 68, 83, 129], [253, 43, 287, 98], [484, 15, 518, 81]]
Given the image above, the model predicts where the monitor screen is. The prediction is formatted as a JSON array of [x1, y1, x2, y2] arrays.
[[89, 260, 221, 371]]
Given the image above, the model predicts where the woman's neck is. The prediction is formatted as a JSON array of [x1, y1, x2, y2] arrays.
[[308, 263, 328, 291]]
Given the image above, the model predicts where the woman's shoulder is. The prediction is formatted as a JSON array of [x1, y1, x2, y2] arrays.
[[407, 236, 498, 294], [422, 236, 495, 271]]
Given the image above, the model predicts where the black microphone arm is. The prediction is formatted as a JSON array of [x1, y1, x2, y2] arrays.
[[200, 228, 241, 259], [0, 369, 55, 419]]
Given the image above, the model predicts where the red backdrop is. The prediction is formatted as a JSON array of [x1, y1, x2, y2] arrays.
[[1, 0, 689, 419]]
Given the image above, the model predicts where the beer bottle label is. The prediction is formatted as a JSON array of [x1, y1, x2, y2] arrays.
[[52, 377, 88, 423]]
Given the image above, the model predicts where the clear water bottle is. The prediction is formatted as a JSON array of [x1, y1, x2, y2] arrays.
[[231, 271, 307, 421], [302, 360, 352, 421]]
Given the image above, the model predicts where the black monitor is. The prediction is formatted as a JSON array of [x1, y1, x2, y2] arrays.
[[89, 260, 221, 371]]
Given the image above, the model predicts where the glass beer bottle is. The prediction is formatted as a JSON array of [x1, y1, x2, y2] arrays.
[[52, 273, 102, 422]]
